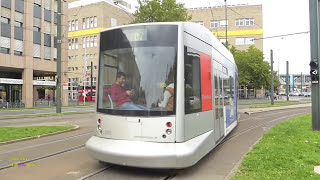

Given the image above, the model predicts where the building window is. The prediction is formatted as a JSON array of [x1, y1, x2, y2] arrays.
[[236, 18, 254, 26], [86, 17, 89, 29], [211, 20, 228, 28], [235, 37, 254, 45], [75, 38, 78, 49], [75, 20, 78, 30], [68, 39, 72, 50], [33, 27, 40, 32], [94, 16, 97, 27], [14, 21, 23, 27], [94, 36, 97, 47], [90, 36, 94, 47], [69, 21, 71, 31], [82, 37, 86, 48], [71, 20, 75, 31], [34, 3, 42, 18], [83, 16, 97, 29], [0, 16, 10, 24], [194, 21, 204, 26], [210, 21, 219, 28], [86, 37, 90, 48], [90, 17, 94, 28], [219, 38, 228, 44], [0, 47, 10, 54], [111, 18, 117, 27], [219, 20, 228, 27], [69, 38, 78, 50], [13, 51, 22, 56]]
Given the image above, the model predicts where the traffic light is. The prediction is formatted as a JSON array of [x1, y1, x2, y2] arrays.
[[310, 61, 319, 82]]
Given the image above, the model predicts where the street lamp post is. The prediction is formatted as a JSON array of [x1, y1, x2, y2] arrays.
[[224, 0, 227, 45]]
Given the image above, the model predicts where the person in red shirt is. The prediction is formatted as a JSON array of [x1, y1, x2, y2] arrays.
[[110, 72, 147, 110]]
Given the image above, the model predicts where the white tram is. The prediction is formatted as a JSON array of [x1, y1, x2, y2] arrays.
[[85, 22, 239, 169]]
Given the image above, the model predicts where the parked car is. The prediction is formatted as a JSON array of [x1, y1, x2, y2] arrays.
[[304, 92, 311, 97]]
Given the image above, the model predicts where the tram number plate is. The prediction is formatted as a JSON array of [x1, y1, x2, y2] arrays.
[[312, 81, 319, 84]]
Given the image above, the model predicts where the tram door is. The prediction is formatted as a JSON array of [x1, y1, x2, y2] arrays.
[[214, 64, 225, 143]]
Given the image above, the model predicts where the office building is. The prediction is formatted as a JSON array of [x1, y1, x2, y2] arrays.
[[0, 0, 68, 107]]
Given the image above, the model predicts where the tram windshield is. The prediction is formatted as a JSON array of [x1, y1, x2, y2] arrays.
[[97, 25, 178, 116]]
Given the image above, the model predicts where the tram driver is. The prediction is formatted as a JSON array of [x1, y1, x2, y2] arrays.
[[110, 72, 148, 110]]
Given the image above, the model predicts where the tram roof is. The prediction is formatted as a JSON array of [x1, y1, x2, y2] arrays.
[[100, 22, 235, 65]]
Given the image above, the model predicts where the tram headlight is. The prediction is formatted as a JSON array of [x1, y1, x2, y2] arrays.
[[166, 129, 172, 135], [97, 125, 102, 131]]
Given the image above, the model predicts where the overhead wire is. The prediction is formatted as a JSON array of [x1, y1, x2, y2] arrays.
[[254, 31, 309, 40]]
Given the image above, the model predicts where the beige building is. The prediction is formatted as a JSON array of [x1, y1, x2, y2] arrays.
[[188, 4, 263, 51], [67, 0, 133, 100], [0, 0, 68, 107]]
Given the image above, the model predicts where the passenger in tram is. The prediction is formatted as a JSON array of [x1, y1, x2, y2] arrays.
[[158, 83, 174, 111], [110, 72, 148, 110]]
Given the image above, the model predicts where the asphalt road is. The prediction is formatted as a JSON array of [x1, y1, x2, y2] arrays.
[[0, 106, 311, 180]]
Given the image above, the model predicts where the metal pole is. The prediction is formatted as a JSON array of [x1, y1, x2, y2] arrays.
[[270, 50, 274, 105], [292, 75, 295, 92], [83, 48, 87, 105], [91, 61, 93, 102], [224, 0, 227, 45], [301, 72, 303, 93], [286, 61, 289, 101], [56, 0, 61, 113], [309, 0, 320, 130]]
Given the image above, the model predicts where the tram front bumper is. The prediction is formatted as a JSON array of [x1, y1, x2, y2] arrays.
[[85, 131, 213, 169]]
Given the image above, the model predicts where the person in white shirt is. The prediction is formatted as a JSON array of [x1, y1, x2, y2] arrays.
[[158, 83, 174, 111]]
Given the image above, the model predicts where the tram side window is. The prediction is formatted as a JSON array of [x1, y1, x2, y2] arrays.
[[100, 53, 118, 109], [230, 75, 234, 105], [184, 47, 202, 114]]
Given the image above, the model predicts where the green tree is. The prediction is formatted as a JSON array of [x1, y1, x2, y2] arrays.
[[231, 46, 271, 90], [265, 71, 281, 91], [131, 0, 191, 23]]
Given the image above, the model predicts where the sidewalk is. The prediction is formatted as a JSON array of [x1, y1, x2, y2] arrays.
[[239, 103, 311, 115], [0, 106, 94, 118]]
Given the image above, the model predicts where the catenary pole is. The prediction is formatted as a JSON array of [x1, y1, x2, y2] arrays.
[[286, 61, 289, 101], [56, 0, 61, 113], [91, 61, 93, 101], [271, 50, 274, 105], [309, 0, 320, 130], [224, 0, 227, 45]]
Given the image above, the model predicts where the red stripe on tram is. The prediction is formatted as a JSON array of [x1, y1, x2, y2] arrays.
[[200, 52, 212, 111]]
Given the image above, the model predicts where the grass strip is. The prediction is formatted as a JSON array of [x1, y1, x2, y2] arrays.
[[0, 111, 93, 120], [233, 114, 320, 180], [0, 125, 75, 142], [251, 101, 299, 108]]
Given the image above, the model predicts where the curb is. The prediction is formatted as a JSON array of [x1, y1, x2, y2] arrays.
[[0, 125, 80, 146], [240, 103, 311, 115], [225, 137, 263, 180]]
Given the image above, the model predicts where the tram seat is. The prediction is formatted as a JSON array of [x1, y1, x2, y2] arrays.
[[103, 85, 117, 109], [107, 93, 114, 109]]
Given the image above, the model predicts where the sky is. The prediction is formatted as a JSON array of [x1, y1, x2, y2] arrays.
[[128, 0, 311, 74]]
